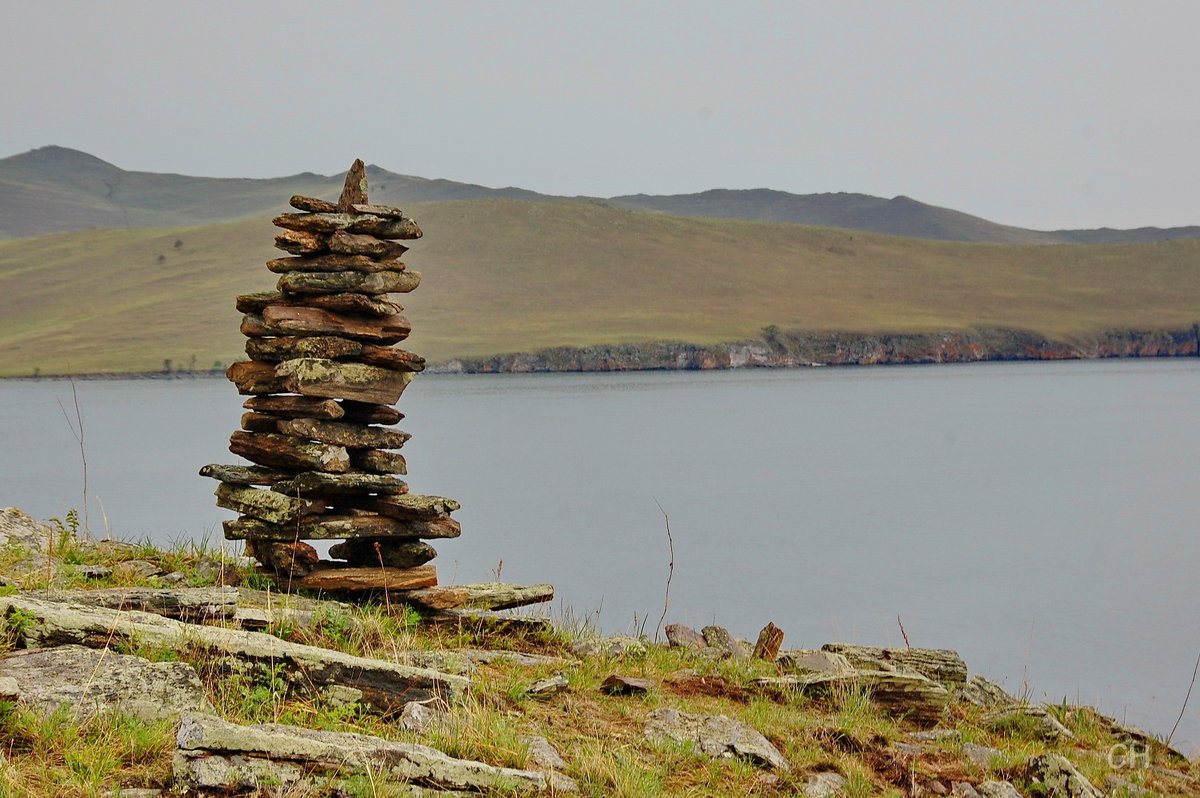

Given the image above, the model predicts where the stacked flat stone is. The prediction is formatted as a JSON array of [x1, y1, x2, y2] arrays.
[[200, 160, 461, 591]]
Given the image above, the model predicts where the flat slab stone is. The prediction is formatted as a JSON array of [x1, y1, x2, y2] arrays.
[[644, 707, 789, 770], [290, 564, 438, 591], [0, 595, 468, 711], [277, 357, 413, 405], [822, 643, 968, 686], [224, 515, 460, 542], [174, 712, 548, 794], [751, 670, 950, 725], [0, 644, 211, 722]]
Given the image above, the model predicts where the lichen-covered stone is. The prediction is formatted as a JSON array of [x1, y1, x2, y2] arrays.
[[214, 483, 323, 524], [277, 418, 411, 449], [224, 514, 460, 541], [329, 539, 437, 568], [644, 707, 789, 770], [271, 471, 410, 496], [277, 357, 413, 405], [228, 431, 349, 473], [0, 645, 211, 721], [277, 269, 421, 296]]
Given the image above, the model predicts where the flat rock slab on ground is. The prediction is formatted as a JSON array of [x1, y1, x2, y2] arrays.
[[751, 669, 950, 725], [600, 674, 654, 695], [0, 645, 211, 722], [29, 586, 238, 621], [802, 771, 848, 797], [821, 643, 968, 686], [645, 707, 789, 771], [569, 635, 647, 658], [174, 712, 555, 793], [0, 595, 469, 712]]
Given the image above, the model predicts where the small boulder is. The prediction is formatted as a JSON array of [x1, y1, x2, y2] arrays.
[[664, 623, 706, 650], [600, 674, 653, 695], [0, 508, 54, 551], [111, 560, 164, 582], [1027, 753, 1103, 797], [398, 700, 441, 734], [520, 734, 568, 771], [802, 771, 847, 797], [957, 674, 1019, 708], [977, 782, 1024, 798], [702, 626, 749, 660], [527, 675, 569, 698], [962, 743, 1004, 769], [778, 649, 853, 675], [644, 707, 789, 770]]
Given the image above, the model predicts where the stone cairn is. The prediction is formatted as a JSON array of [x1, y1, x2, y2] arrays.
[[200, 160, 461, 593]]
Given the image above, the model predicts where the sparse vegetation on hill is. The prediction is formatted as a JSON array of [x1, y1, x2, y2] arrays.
[[2, 199, 1200, 377]]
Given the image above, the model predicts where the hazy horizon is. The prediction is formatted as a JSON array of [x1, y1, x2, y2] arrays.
[[4, 1, 1198, 230]]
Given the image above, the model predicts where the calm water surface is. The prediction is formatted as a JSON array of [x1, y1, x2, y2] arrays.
[[2, 360, 1198, 750]]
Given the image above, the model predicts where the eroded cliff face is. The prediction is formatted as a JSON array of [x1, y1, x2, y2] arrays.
[[430, 326, 1200, 373]]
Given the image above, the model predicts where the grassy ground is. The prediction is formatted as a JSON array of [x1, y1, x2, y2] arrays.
[[1, 200, 1199, 377], [0, 522, 1194, 797]]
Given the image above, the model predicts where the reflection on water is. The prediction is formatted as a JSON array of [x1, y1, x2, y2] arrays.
[[2, 359, 1198, 749]]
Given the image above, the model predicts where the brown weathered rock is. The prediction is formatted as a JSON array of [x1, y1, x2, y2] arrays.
[[274, 228, 328, 255], [277, 270, 421, 296], [329, 539, 438, 568], [273, 212, 422, 239], [224, 515, 460, 541], [261, 306, 411, 344], [214, 483, 323, 524], [265, 254, 406, 273], [752, 622, 784, 661], [289, 195, 338, 213], [277, 418, 411, 450], [292, 564, 437, 591], [199, 464, 290, 486], [337, 158, 368, 209], [358, 344, 426, 372], [600, 674, 653, 695], [277, 358, 413, 404], [348, 202, 409, 218], [228, 431, 350, 473], [350, 449, 408, 474], [239, 314, 272, 337], [242, 395, 345, 420], [246, 540, 321, 578], [393, 586, 469, 610], [238, 291, 403, 318], [338, 494, 460, 520], [271, 471, 409, 496], [239, 412, 280, 432], [339, 400, 405, 424], [329, 230, 409, 259], [226, 360, 287, 395], [246, 335, 363, 362]]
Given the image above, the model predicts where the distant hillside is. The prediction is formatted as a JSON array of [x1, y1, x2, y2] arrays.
[[609, 189, 1200, 245], [3, 146, 1197, 245], [2, 199, 1199, 377], [0, 146, 559, 239]]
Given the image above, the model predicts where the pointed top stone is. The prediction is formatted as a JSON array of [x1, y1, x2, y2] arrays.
[[337, 159, 368, 210]]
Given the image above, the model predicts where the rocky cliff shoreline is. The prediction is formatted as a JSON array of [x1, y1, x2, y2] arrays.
[[429, 325, 1200, 374]]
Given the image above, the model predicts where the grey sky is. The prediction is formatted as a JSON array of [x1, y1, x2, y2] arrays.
[[4, 1, 1197, 229]]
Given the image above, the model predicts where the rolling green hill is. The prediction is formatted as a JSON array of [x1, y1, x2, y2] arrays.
[[2, 198, 1198, 377], [4, 146, 1198, 245]]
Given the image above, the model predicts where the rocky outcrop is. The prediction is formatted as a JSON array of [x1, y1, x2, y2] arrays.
[[174, 712, 556, 793], [752, 669, 950, 725], [0, 595, 469, 711], [0, 645, 211, 722], [1027, 753, 1104, 797], [430, 324, 1200, 373]]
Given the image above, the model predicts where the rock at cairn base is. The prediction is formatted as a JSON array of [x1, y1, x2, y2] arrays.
[[203, 160, 469, 592]]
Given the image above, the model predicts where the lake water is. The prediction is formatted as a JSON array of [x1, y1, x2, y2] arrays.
[[2, 360, 1198, 751]]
